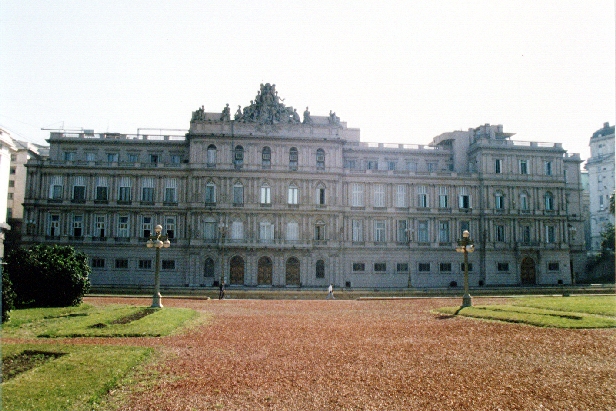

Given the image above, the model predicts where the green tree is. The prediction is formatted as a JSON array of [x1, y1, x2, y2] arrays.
[[2, 266, 16, 322], [6, 245, 91, 308], [601, 223, 615, 251]]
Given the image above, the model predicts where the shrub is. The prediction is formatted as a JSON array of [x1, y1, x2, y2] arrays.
[[6, 245, 91, 308], [2, 266, 16, 322]]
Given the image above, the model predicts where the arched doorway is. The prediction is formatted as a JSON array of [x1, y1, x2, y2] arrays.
[[520, 257, 536, 285], [203, 258, 215, 285], [286, 257, 300, 286], [230, 256, 245, 285], [258, 256, 273, 285]]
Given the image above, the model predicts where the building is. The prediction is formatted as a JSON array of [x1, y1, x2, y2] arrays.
[[585, 122, 615, 251], [22, 84, 585, 288], [0, 128, 18, 261]]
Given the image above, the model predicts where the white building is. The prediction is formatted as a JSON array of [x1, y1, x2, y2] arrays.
[[22, 84, 586, 288], [0, 128, 18, 259], [585, 122, 615, 251]]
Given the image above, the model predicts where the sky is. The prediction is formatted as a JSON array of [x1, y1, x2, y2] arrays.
[[1, 0, 614, 162]]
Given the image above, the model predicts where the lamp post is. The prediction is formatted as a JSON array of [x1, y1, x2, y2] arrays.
[[456, 230, 474, 307], [218, 221, 228, 286], [146, 224, 170, 308], [405, 227, 413, 288], [567, 224, 577, 285]]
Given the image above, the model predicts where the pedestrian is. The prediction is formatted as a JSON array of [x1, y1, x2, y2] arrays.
[[326, 283, 335, 300], [219, 280, 225, 300]]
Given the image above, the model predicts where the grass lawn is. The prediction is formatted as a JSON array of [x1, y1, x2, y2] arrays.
[[436, 295, 616, 328]]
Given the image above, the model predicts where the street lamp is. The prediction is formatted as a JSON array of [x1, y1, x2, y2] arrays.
[[218, 221, 228, 286], [146, 224, 170, 308], [456, 230, 475, 307], [405, 227, 413, 288]]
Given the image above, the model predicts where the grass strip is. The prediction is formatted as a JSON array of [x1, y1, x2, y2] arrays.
[[1, 343, 152, 411]]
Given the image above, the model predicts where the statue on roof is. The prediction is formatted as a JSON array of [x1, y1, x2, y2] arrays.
[[221, 103, 231, 121], [328, 110, 340, 126], [303, 107, 312, 124]]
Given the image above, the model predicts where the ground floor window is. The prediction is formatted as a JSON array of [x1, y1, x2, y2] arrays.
[[418, 263, 430, 272], [497, 262, 509, 272], [162, 260, 176, 270], [139, 260, 152, 269]]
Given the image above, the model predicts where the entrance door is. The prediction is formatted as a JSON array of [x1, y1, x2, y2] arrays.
[[520, 257, 536, 285], [258, 256, 273, 285], [286, 257, 300, 286], [230, 256, 245, 285]]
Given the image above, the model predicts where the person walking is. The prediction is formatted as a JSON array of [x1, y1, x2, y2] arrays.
[[219, 280, 225, 300], [326, 283, 335, 300]]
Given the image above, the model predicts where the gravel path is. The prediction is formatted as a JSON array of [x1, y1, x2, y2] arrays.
[[85, 296, 616, 410]]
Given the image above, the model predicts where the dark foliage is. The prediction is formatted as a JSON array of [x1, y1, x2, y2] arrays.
[[6, 245, 91, 308], [2, 266, 16, 322]]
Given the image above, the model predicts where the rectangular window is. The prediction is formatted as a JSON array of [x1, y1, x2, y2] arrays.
[[49, 175, 63, 200], [317, 187, 326, 205], [439, 221, 450, 243], [49, 214, 60, 237], [439, 187, 448, 208], [204, 221, 217, 241], [164, 178, 177, 203], [138, 260, 152, 269], [92, 258, 105, 268], [72, 215, 83, 237], [418, 263, 431, 272], [495, 159, 502, 174], [231, 221, 243, 240], [260, 186, 271, 205], [86, 152, 96, 162], [395, 185, 406, 208], [107, 153, 119, 163], [459, 187, 471, 209], [366, 160, 377, 170], [546, 226, 556, 243], [548, 262, 559, 271], [374, 220, 386, 243], [497, 262, 509, 272], [142, 216, 153, 238], [545, 161, 552, 176], [286, 222, 299, 241], [150, 154, 159, 164], [459, 221, 470, 237], [95, 176, 108, 201], [260, 222, 274, 242], [171, 155, 181, 164], [165, 216, 176, 239], [162, 260, 176, 270], [427, 162, 437, 173], [417, 186, 428, 208], [460, 262, 473, 271], [352, 219, 363, 242], [233, 185, 244, 205], [388, 161, 396, 171], [418, 220, 429, 243], [397, 263, 409, 272], [519, 160, 528, 175], [521, 225, 531, 243], [495, 225, 505, 242], [288, 186, 299, 204], [64, 152, 75, 161], [127, 153, 139, 163], [439, 263, 452, 272], [141, 177, 155, 202], [117, 216, 130, 238], [205, 184, 216, 204], [94, 215, 107, 237], [72, 176, 86, 202], [352, 183, 364, 207], [314, 225, 325, 241], [352, 263, 365, 272], [374, 184, 385, 207], [374, 263, 387, 272], [407, 161, 418, 172], [118, 177, 132, 203], [397, 220, 408, 243], [115, 259, 129, 269], [495, 194, 504, 209]]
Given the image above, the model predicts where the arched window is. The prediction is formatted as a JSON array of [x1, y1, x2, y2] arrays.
[[289, 147, 298, 170], [316, 259, 325, 278], [545, 192, 554, 211], [234, 145, 244, 169], [316, 148, 325, 170], [262, 147, 271, 169], [207, 144, 217, 166]]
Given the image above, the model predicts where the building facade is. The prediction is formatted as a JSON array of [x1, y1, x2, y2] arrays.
[[22, 84, 586, 288], [585, 122, 615, 251]]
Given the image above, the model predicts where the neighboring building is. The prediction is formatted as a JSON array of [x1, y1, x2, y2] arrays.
[[585, 122, 615, 251], [0, 127, 17, 260], [22, 84, 586, 288]]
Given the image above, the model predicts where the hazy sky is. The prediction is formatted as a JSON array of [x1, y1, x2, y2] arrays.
[[1, 0, 614, 161]]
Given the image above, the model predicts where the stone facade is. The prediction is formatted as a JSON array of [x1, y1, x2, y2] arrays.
[[22, 85, 586, 288]]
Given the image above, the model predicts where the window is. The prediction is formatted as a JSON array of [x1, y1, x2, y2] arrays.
[[345, 159, 357, 169], [164, 178, 177, 203], [164, 216, 176, 239], [260, 184, 271, 205], [92, 258, 105, 268], [314, 222, 326, 241], [233, 183, 244, 205], [286, 221, 299, 241], [418, 221, 429, 243], [205, 182, 216, 204], [115, 259, 129, 269], [316, 260, 325, 278], [352, 183, 364, 207], [548, 262, 559, 271], [388, 161, 396, 171], [207, 145, 217, 166], [459, 187, 471, 209], [288, 184, 299, 205], [418, 263, 430, 272], [170, 155, 181, 165], [521, 225, 531, 243], [407, 161, 418, 172], [374, 263, 387, 272], [72, 176, 86, 202], [495, 225, 505, 242], [149, 154, 160, 164], [519, 160, 528, 175], [139, 260, 152, 269], [260, 221, 274, 242], [545, 226, 556, 243], [495, 159, 502, 174], [204, 220, 217, 241], [395, 185, 406, 208], [374, 220, 386, 243], [8, 180, 15, 188], [397, 263, 409, 272], [72, 214, 83, 237], [544, 161, 552, 176], [127, 153, 139, 163], [519, 192, 529, 211], [353, 263, 365, 272], [86, 152, 96, 162], [7, 193, 13, 200], [437, 187, 448, 208], [427, 162, 437, 173], [316, 186, 326, 205], [497, 262, 509, 272], [142, 216, 153, 237], [366, 160, 378, 170], [141, 177, 155, 203], [234, 145, 244, 168], [460, 262, 473, 271], [439, 263, 452, 272], [117, 216, 129, 238], [262, 147, 271, 168], [162, 260, 176, 270], [439, 221, 450, 243], [231, 221, 244, 240], [118, 177, 132, 203], [9, 166, 16, 175], [94, 215, 107, 237], [49, 175, 63, 200], [374, 184, 385, 207], [107, 153, 119, 163], [495, 192, 504, 209], [417, 186, 428, 208], [459, 221, 470, 238], [95, 177, 108, 202], [352, 219, 363, 242], [397, 220, 408, 243], [289, 147, 298, 170], [316, 148, 325, 169], [48, 214, 60, 237], [544, 192, 554, 211]]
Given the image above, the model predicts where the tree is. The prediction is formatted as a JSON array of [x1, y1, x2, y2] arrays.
[[2, 267, 16, 322], [6, 245, 91, 308]]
